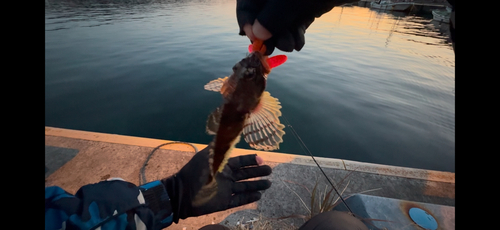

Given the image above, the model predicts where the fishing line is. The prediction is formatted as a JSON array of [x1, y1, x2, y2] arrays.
[[137, 121, 354, 213], [281, 114, 354, 215], [87, 142, 197, 230], [139, 141, 198, 185]]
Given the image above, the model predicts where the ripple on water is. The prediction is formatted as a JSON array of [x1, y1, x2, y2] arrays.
[[45, 2, 455, 172]]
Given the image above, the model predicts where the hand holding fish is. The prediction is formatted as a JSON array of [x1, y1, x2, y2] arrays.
[[236, 0, 353, 55], [161, 146, 272, 223]]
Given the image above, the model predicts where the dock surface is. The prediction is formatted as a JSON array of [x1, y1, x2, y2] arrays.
[[45, 127, 454, 229]]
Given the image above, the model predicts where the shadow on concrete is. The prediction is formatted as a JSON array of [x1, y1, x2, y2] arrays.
[[45, 145, 79, 179], [220, 163, 454, 229]]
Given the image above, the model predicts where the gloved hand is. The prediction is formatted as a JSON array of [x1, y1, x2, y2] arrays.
[[161, 146, 272, 223], [236, 0, 356, 55]]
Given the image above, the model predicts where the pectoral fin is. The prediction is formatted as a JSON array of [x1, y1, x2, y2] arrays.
[[243, 91, 285, 150], [206, 106, 223, 135], [204, 76, 237, 98], [204, 77, 228, 92]]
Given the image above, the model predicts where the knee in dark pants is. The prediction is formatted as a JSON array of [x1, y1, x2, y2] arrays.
[[199, 224, 231, 230], [298, 211, 368, 230]]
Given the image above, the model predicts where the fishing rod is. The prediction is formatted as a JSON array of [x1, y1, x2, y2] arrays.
[[281, 114, 355, 215]]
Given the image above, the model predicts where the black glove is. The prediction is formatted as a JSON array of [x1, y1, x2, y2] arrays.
[[161, 146, 272, 223], [237, 0, 352, 55]]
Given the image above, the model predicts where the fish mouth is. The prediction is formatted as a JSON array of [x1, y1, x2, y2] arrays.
[[247, 52, 263, 64], [247, 52, 270, 73]]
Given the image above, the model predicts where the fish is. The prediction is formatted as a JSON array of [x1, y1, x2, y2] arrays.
[[192, 41, 287, 206]]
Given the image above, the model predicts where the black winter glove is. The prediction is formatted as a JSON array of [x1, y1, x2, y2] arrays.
[[161, 146, 272, 223], [237, 0, 354, 55]]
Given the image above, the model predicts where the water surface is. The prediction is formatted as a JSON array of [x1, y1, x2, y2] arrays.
[[45, 0, 455, 172]]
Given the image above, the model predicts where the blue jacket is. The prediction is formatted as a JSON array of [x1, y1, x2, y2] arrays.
[[45, 179, 173, 230]]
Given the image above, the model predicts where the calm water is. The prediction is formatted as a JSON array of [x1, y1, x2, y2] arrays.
[[45, 0, 455, 172]]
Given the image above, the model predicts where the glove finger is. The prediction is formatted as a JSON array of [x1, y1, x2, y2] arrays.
[[232, 180, 272, 193], [228, 192, 263, 209], [236, 0, 267, 36], [300, 15, 316, 31], [263, 38, 276, 56], [290, 27, 305, 51], [275, 32, 295, 52], [227, 154, 259, 170], [233, 165, 272, 181], [291, 17, 314, 51]]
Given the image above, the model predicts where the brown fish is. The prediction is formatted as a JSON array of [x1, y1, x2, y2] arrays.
[[192, 45, 287, 206]]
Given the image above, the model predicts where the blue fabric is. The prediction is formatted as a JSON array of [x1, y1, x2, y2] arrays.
[[45, 186, 73, 200], [140, 180, 161, 190], [67, 202, 104, 230], [161, 215, 173, 224], [45, 180, 173, 230], [45, 208, 69, 230]]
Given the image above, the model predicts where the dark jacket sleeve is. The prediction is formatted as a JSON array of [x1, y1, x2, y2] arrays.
[[45, 179, 173, 230]]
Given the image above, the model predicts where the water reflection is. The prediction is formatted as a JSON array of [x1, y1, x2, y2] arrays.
[[45, 0, 214, 31], [365, 8, 452, 48], [46, 2, 455, 172], [45, 0, 147, 31]]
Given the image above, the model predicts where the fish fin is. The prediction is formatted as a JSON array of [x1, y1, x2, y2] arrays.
[[247, 44, 287, 69], [267, 55, 287, 69], [243, 91, 286, 151], [206, 106, 223, 135], [204, 77, 228, 93], [220, 75, 239, 98]]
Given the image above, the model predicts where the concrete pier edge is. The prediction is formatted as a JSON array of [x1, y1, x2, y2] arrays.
[[45, 126, 454, 184]]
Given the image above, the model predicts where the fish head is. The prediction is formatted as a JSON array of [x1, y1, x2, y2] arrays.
[[229, 52, 269, 113], [235, 51, 270, 77], [234, 52, 268, 90]]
